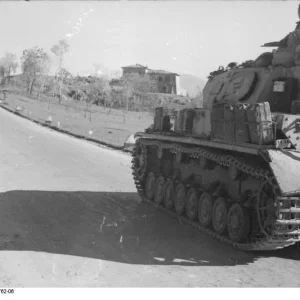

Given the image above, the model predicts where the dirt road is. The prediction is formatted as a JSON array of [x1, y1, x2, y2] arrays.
[[0, 107, 300, 287]]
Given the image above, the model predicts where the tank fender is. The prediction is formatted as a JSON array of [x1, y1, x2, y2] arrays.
[[274, 113, 300, 151], [265, 149, 300, 195]]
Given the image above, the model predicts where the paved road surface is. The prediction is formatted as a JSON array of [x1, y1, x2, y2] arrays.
[[0, 107, 300, 287]]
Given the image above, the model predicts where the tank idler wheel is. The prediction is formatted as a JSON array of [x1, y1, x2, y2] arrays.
[[145, 172, 156, 201], [186, 188, 199, 220], [174, 183, 186, 215], [227, 203, 250, 242], [138, 153, 145, 167], [154, 176, 165, 205], [164, 179, 175, 210], [198, 192, 213, 227], [133, 152, 145, 179], [212, 197, 228, 234]]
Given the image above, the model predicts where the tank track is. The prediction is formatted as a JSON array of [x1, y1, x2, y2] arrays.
[[132, 138, 300, 251]]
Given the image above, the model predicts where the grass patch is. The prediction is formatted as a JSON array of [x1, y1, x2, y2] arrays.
[[2, 92, 153, 148]]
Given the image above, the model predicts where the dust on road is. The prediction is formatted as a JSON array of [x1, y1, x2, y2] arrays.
[[0, 107, 300, 287]]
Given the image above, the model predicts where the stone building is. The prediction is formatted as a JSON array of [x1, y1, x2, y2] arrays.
[[120, 64, 178, 94], [147, 69, 178, 94], [121, 64, 147, 76]]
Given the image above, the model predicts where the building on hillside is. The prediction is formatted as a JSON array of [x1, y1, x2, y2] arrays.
[[121, 64, 147, 76], [119, 63, 179, 94], [147, 69, 178, 94]]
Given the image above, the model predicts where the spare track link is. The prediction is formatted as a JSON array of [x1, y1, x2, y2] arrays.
[[132, 138, 300, 251]]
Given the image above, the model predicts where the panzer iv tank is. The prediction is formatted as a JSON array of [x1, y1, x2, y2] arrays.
[[132, 6, 300, 251]]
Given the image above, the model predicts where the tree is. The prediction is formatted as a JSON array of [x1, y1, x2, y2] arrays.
[[80, 76, 110, 118], [59, 67, 73, 84], [51, 67, 73, 99], [21, 47, 51, 95], [0, 52, 18, 85], [51, 39, 70, 102]]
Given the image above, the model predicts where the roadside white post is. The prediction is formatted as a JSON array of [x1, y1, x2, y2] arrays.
[[46, 115, 52, 124]]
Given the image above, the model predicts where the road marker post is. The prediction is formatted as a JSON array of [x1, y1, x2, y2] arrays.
[[45, 115, 52, 125]]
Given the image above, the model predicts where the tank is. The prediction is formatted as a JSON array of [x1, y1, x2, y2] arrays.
[[131, 6, 300, 251]]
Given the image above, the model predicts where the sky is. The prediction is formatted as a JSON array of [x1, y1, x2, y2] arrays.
[[0, 1, 299, 80]]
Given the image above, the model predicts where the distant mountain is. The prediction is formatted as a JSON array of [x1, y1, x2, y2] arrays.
[[178, 74, 207, 98]]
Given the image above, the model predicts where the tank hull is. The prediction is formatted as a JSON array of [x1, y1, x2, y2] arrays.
[[132, 133, 300, 251]]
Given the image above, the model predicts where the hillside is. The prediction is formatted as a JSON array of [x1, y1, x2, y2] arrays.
[[3, 74, 193, 111]]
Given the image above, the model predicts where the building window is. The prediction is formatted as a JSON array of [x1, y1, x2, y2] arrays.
[[159, 76, 162, 82]]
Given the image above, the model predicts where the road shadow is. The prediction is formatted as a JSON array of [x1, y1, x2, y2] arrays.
[[250, 243, 300, 261], [0, 190, 299, 266]]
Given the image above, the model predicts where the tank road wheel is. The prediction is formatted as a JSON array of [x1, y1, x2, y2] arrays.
[[154, 176, 165, 205], [164, 179, 175, 210], [212, 197, 228, 234], [174, 183, 186, 215], [198, 192, 213, 226], [227, 203, 250, 242], [186, 188, 199, 220], [145, 172, 156, 201], [256, 180, 277, 237]]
